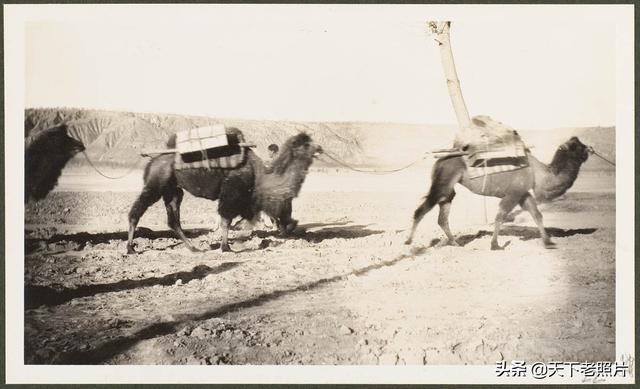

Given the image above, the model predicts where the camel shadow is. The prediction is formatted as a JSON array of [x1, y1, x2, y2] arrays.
[[253, 224, 384, 243], [28, 222, 375, 255], [47, 247, 424, 364], [25, 227, 213, 254], [297, 220, 352, 229], [299, 224, 385, 243], [429, 226, 597, 247], [24, 262, 240, 309], [220, 224, 384, 253]]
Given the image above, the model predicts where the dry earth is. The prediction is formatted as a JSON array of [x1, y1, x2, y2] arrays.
[[24, 168, 615, 365]]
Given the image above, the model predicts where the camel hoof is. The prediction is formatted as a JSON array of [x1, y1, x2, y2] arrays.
[[285, 220, 298, 235], [220, 244, 232, 253], [544, 240, 557, 249], [188, 246, 203, 253], [126, 245, 136, 255], [491, 243, 503, 251], [280, 221, 298, 236], [404, 238, 413, 245], [447, 239, 460, 247]]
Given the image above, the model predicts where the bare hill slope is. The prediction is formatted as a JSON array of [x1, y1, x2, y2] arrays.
[[25, 108, 615, 171]]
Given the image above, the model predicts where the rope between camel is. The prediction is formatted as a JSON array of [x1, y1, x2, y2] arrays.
[[81, 150, 141, 180], [590, 149, 616, 166], [319, 151, 430, 175]]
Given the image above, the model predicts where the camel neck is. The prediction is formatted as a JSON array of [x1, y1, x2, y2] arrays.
[[257, 158, 312, 201], [280, 159, 311, 195], [538, 155, 584, 201], [549, 156, 582, 180]]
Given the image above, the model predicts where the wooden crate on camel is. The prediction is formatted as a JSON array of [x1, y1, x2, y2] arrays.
[[142, 125, 255, 169]]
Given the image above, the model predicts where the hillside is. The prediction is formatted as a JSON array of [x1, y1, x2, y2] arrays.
[[25, 108, 370, 168], [24, 108, 615, 171]]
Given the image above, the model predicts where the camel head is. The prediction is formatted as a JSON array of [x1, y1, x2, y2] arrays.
[[548, 136, 591, 176], [27, 124, 85, 156], [556, 136, 591, 163], [57, 124, 85, 155], [25, 124, 85, 202], [270, 132, 322, 175]]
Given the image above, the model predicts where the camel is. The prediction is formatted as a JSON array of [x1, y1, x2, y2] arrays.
[[405, 136, 592, 250], [25, 124, 85, 202], [126, 130, 322, 254]]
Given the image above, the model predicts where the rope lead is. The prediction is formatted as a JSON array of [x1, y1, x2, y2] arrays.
[[319, 151, 429, 175], [81, 150, 140, 180], [590, 149, 616, 166]]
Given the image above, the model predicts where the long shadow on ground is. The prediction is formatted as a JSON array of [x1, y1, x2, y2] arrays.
[[297, 221, 352, 229], [25, 262, 240, 309], [48, 247, 427, 364], [25, 227, 213, 254], [27, 223, 379, 255], [214, 223, 385, 253], [429, 226, 597, 247], [255, 224, 384, 243]]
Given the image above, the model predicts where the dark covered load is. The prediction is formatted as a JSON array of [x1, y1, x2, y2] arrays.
[[173, 125, 248, 170]]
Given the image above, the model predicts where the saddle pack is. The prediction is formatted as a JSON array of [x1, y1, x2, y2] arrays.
[[454, 116, 529, 179], [173, 125, 248, 170]]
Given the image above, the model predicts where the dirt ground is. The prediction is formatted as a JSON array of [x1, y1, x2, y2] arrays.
[[24, 168, 615, 365]]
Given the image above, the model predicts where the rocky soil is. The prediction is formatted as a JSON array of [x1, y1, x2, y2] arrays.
[[23, 170, 616, 365]]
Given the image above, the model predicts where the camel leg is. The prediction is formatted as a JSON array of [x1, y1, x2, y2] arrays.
[[220, 217, 232, 252], [504, 209, 524, 223], [278, 198, 297, 235], [491, 195, 520, 250], [127, 187, 161, 254], [406, 161, 461, 245], [405, 195, 438, 245], [163, 188, 201, 253], [267, 215, 277, 230], [438, 200, 459, 246], [520, 193, 555, 248]]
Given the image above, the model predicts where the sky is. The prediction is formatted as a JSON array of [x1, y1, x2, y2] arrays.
[[22, 4, 620, 129]]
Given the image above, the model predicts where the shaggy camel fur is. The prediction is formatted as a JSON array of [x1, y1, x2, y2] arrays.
[[127, 130, 322, 253], [25, 124, 85, 202]]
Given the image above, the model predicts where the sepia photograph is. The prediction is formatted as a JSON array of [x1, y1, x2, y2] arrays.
[[5, 3, 635, 385]]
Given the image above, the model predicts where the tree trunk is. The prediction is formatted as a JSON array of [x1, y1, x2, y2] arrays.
[[429, 21, 471, 130]]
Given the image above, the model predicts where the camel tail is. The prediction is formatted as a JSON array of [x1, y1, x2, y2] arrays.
[[142, 159, 155, 183]]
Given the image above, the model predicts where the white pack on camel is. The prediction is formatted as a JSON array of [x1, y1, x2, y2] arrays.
[[142, 124, 257, 169], [173, 124, 253, 169], [454, 115, 528, 173]]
